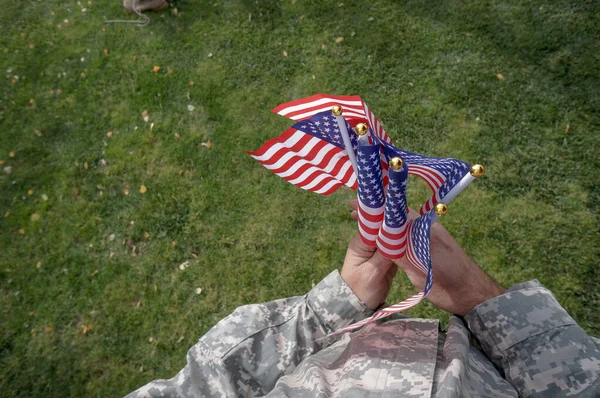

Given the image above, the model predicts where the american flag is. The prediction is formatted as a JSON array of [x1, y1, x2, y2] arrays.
[[355, 143, 385, 246], [376, 156, 409, 259], [272, 94, 392, 144], [292, 111, 358, 151], [379, 140, 470, 214], [249, 95, 390, 196], [332, 210, 435, 335], [247, 121, 357, 196]]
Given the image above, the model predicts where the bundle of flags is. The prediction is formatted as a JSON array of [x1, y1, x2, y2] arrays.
[[248, 94, 483, 334]]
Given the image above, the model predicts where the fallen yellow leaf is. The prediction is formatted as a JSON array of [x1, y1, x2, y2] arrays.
[[106, 131, 113, 138], [36, 261, 41, 269], [201, 140, 212, 149], [28, 189, 34, 195], [84, 162, 88, 170], [152, 65, 160, 72], [19, 228, 25, 235], [82, 324, 93, 334], [496, 73, 505, 80], [171, 241, 177, 247], [103, 48, 109, 56], [9, 152, 15, 158], [139, 185, 147, 194], [123, 188, 130, 195], [0, 160, 4, 165], [30, 213, 40, 222], [335, 37, 344, 43]]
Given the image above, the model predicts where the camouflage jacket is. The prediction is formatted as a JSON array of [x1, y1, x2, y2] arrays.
[[126, 270, 600, 397]]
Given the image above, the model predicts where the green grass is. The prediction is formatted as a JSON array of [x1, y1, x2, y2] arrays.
[[1, 0, 599, 396]]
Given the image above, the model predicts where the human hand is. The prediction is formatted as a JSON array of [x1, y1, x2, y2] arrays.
[[340, 234, 398, 311], [349, 199, 505, 316]]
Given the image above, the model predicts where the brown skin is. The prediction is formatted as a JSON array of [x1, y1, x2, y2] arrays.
[[342, 199, 505, 316]]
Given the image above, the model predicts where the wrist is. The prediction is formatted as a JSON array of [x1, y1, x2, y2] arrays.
[[457, 277, 505, 316]]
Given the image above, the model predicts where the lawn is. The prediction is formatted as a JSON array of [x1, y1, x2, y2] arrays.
[[1, 0, 599, 396]]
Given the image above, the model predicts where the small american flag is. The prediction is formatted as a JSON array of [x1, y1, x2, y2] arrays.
[[292, 111, 358, 151], [355, 143, 385, 246], [379, 140, 470, 214], [272, 94, 391, 144], [376, 155, 409, 260]]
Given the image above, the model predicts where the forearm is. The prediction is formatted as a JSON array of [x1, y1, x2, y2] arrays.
[[465, 280, 600, 397], [125, 270, 373, 397]]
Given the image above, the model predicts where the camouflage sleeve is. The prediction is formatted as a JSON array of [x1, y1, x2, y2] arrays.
[[464, 279, 600, 397], [124, 270, 373, 397]]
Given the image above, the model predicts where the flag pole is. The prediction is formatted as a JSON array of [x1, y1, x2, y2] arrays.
[[431, 164, 484, 221], [332, 106, 359, 174], [441, 164, 485, 205]]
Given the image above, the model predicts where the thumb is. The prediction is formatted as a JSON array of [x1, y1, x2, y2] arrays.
[[364, 250, 393, 273]]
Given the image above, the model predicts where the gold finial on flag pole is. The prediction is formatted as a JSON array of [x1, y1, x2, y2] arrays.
[[470, 164, 485, 178], [355, 123, 368, 136], [434, 203, 448, 216], [389, 157, 403, 171], [331, 105, 359, 173]]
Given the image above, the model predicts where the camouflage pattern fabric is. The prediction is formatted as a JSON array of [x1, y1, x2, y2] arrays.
[[125, 271, 600, 397]]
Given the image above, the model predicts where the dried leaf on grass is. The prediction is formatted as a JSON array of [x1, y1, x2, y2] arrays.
[[139, 185, 147, 194], [201, 140, 212, 149]]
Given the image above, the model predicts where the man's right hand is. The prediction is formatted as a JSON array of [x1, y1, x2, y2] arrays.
[[349, 199, 505, 316]]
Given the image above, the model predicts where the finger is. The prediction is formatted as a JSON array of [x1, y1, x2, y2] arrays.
[[362, 250, 395, 280], [348, 233, 376, 257], [348, 198, 358, 211], [350, 210, 358, 221], [367, 249, 394, 269]]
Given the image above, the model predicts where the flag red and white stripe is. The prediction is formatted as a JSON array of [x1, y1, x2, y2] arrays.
[[376, 222, 408, 259], [247, 127, 357, 195], [272, 94, 392, 144]]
